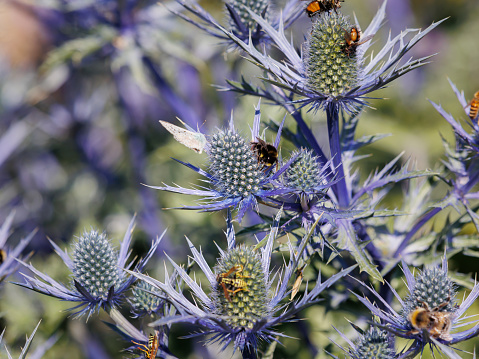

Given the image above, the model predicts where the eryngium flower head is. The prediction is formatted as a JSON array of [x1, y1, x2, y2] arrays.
[[217, 0, 445, 113], [15, 217, 163, 318], [127, 212, 356, 354], [149, 101, 298, 222], [353, 327, 395, 359], [130, 280, 164, 317], [353, 257, 479, 352], [212, 245, 269, 330], [227, 0, 269, 33], [305, 12, 359, 98], [72, 230, 122, 302]]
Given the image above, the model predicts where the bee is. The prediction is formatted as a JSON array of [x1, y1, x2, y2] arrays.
[[0, 249, 6, 265], [251, 138, 278, 170], [132, 332, 159, 359], [407, 299, 454, 341], [302, 0, 343, 17], [216, 264, 251, 302], [342, 26, 373, 57], [468, 91, 479, 122]]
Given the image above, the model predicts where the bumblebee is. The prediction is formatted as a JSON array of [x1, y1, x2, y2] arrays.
[[216, 264, 250, 302], [251, 138, 278, 170], [302, 0, 343, 17], [342, 26, 373, 57], [132, 332, 159, 359], [468, 90, 479, 122], [407, 299, 454, 341], [0, 249, 5, 265]]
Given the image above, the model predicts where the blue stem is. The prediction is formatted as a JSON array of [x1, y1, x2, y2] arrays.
[[326, 104, 349, 208]]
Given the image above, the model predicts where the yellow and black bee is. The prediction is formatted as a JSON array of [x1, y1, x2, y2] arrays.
[[407, 299, 454, 341], [216, 264, 250, 302], [302, 0, 342, 18], [251, 138, 278, 170]]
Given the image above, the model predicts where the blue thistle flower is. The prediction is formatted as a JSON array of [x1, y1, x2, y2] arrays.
[[126, 211, 356, 355], [353, 257, 479, 356], [169, 0, 302, 48], [129, 279, 165, 317], [15, 216, 163, 318], [149, 101, 299, 222]]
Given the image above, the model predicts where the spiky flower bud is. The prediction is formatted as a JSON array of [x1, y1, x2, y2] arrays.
[[401, 267, 457, 322], [72, 230, 121, 300], [227, 0, 269, 31], [284, 149, 323, 193], [212, 245, 269, 330], [208, 130, 264, 197], [354, 327, 395, 359], [305, 12, 359, 98], [131, 280, 163, 315]]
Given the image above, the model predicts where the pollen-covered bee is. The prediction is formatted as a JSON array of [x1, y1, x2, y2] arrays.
[[302, 0, 342, 17], [342, 26, 373, 57], [468, 91, 479, 122], [132, 332, 160, 359], [251, 138, 278, 170], [407, 299, 454, 341], [216, 264, 250, 302]]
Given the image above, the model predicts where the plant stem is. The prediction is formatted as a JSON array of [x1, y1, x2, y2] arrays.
[[326, 103, 349, 208]]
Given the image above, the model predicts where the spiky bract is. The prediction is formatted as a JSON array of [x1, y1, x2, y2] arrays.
[[212, 245, 269, 330], [209, 130, 264, 197], [305, 12, 358, 98], [72, 230, 121, 300]]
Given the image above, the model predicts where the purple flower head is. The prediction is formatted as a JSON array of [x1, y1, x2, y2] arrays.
[[15, 216, 163, 319], [217, 0, 445, 114], [149, 100, 298, 223], [353, 257, 479, 356], [169, 0, 302, 49], [126, 211, 356, 356]]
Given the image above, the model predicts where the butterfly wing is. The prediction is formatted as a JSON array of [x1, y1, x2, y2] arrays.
[[160, 121, 207, 153]]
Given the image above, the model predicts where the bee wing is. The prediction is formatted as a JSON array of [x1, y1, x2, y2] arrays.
[[357, 34, 374, 45], [160, 121, 207, 153]]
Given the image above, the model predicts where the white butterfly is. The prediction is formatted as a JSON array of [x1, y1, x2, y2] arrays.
[[160, 120, 207, 154]]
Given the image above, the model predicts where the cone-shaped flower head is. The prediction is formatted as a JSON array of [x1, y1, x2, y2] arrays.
[[283, 148, 327, 194], [130, 280, 164, 316], [353, 327, 395, 359], [305, 12, 359, 99], [212, 245, 269, 330], [209, 130, 264, 198], [15, 217, 163, 318], [72, 230, 122, 301], [227, 0, 269, 33]]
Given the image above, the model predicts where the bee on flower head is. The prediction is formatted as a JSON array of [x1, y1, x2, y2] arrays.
[[407, 298, 455, 341], [250, 138, 278, 171], [342, 26, 373, 57]]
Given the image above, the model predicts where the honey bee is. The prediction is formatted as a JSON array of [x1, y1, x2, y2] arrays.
[[342, 26, 373, 57], [468, 91, 479, 122], [0, 249, 6, 265], [216, 264, 250, 302], [132, 332, 159, 359], [302, 0, 343, 17], [407, 299, 454, 341], [251, 138, 278, 170]]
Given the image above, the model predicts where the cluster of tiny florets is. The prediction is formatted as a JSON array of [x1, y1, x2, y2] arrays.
[[212, 245, 269, 330], [354, 327, 395, 359], [305, 12, 358, 98], [227, 0, 269, 31], [402, 267, 457, 321], [130, 280, 163, 315], [208, 130, 264, 197], [72, 230, 121, 300], [284, 149, 323, 192]]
